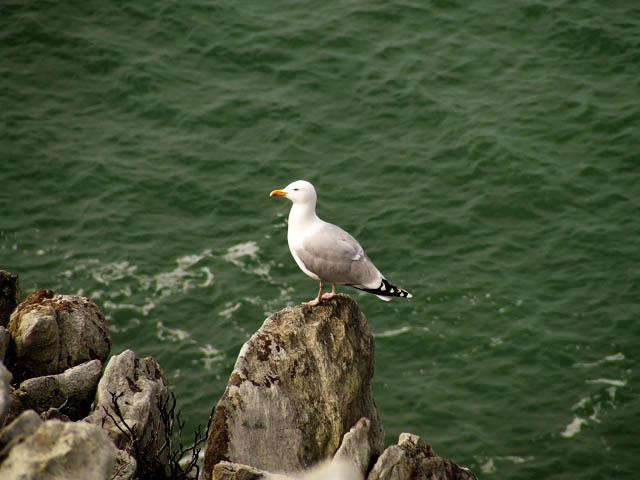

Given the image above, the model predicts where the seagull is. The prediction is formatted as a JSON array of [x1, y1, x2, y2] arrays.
[[270, 180, 412, 306]]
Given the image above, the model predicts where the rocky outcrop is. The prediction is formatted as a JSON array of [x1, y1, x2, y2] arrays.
[[212, 460, 361, 480], [7, 290, 111, 380], [0, 327, 9, 362], [0, 416, 116, 480], [213, 461, 271, 480], [0, 270, 477, 480], [333, 417, 373, 477], [16, 359, 103, 420], [368, 433, 475, 480], [85, 349, 171, 473], [203, 295, 384, 478], [0, 361, 10, 419], [0, 271, 19, 328]]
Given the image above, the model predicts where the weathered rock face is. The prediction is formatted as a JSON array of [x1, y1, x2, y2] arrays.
[[85, 349, 170, 472], [0, 361, 11, 419], [203, 295, 384, 479], [212, 460, 361, 480], [16, 359, 103, 420], [0, 409, 43, 456], [333, 417, 373, 477], [7, 290, 111, 380], [368, 433, 476, 480], [0, 327, 10, 362], [0, 417, 116, 480], [0, 270, 19, 328]]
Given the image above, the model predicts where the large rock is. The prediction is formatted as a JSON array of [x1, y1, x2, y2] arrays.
[[212, 460, 361, 480], [0, 327, 9, 362], [203, 295, 384, 478], [7, 290, 111, 380], [16, 359, 103, 420], [367, 433, 476, 480], [0, 409, 43, 458], [85, 349, 170, 473], [0, 271, 19, 327], [333, 418, 373, 477], [0, 361, 10, 419], [0, 418, 116, 480], [213, 461, 271, 480]]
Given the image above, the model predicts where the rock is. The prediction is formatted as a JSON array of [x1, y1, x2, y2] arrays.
[[0, 327, 9, 362], [0, 418, 116, 480], [203, 295, 384, 479], [0, 409, 42, 459], [0, 361, 11, 419], [213, 461, 270, 480], [85, 349, 170, 474], [0, 271, 19, 327], [7, 290, 111, 380], [333, 418, 373, 477], [212, 460, 361, 480], [0, 387, 23, 428], [112, 449, 137, 480], [367, 433, 476, 480], [16, 359, 103, 420]]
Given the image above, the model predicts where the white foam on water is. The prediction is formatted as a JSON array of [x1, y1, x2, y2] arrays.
[[561, 416, 587, 438], [201, 266, 215, 287], [200, 344, 225, 371], [156, 321, 193, 343], [498, 455, 534, 464], [373, 325, 411, 338], [606, 386, 617, 401], [224, 241, 273, 279], [219, 302, 241, 319], [91, 261, 138, 286], [586, 378, 627, 387], [573, 352, 625, 368], [480, 458, 496, 474], [571, 396, 590, 410], [589, 403, 602, 423], [223, 241, 259, 265]]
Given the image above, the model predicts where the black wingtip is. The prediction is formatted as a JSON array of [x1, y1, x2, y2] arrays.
[[353, 279, 413, 299]]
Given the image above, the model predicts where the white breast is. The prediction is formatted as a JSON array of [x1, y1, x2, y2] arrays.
[[288, 230, 320, 281]]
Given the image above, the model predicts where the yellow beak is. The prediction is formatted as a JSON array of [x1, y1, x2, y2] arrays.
[[269, 189, 287, 197]]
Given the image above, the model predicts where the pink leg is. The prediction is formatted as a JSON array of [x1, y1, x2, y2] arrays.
[[306, 281, 324, 306], [321, 283, 337, 300]]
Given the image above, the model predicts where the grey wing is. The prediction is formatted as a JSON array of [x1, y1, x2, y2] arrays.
[[295, 222, 382, 287]]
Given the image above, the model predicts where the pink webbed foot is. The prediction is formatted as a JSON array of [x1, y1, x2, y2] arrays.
[[305, 298, 321, 306], [321, 283, 337, 300]]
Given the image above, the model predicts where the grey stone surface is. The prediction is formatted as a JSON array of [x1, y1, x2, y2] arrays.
[[0, 409, 43, 459], [7, 290, 111, 380], [0, 387, 23, 428], [333, 418, 373, 477], [203, 295, 384, 479], [0, 270, 19, 328], [367, 433, 476, 480], [0, 360, 11, 419], [0, 327, 9, 362], [213, 461, 270, 480], [111, 449, 137, 480], [85, 349, 170, 472], [17, 359, 103, 420], [0, 418, 116, 480]]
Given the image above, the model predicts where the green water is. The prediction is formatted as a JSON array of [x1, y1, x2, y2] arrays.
[[2, 1, 639, 478]]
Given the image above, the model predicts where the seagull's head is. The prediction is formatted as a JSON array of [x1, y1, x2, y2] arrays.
[[270, 180, 317, 205]]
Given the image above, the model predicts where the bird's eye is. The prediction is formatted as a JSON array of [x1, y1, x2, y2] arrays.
[[293, 188, 299, 191]]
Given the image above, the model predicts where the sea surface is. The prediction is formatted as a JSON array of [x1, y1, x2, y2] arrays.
[[2, 1, 639, 478]]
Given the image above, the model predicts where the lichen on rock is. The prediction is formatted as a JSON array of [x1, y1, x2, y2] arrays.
[[203, 295, 384, 478], [7, 290, 111, 380]]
